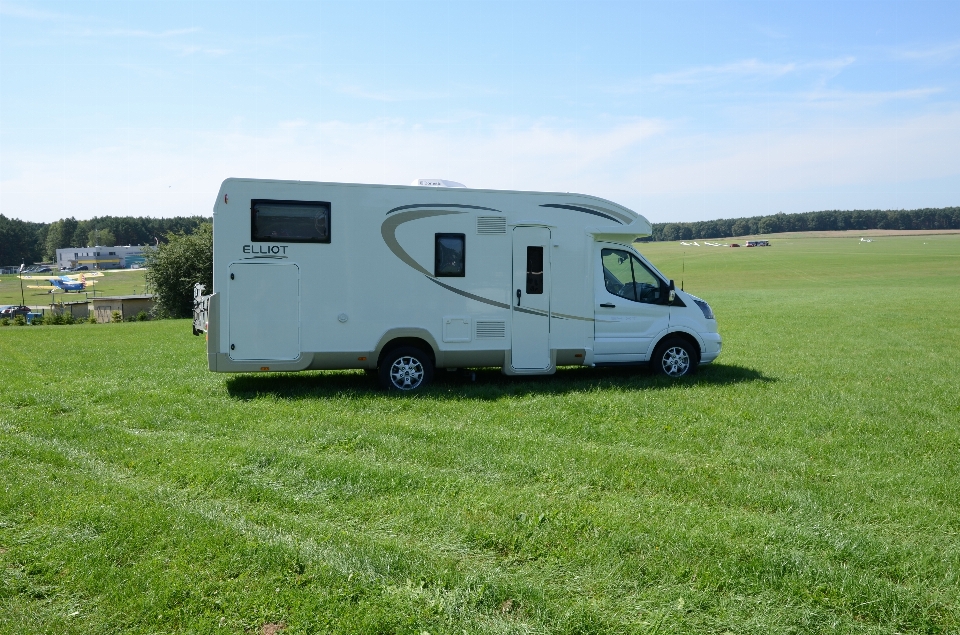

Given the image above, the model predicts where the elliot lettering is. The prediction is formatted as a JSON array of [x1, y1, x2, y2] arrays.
[[243, 245, 288, 254]]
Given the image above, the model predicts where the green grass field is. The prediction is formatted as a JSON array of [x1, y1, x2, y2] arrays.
[[1, 235, 958, 634], [0, 269, 149, 307]]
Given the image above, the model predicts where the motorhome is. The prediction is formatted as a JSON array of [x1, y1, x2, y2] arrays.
[[193, 178, 722, 390]]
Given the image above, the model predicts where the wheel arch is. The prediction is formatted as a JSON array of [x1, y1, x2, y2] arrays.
[[375, 329, 438, 367], [652, 330, 702, 364]]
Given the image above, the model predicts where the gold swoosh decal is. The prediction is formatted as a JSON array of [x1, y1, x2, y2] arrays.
[[383, 209, 594, 322], [381, 209, 465, 276]]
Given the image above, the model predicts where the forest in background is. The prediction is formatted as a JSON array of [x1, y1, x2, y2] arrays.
[[2, 206, 960, 266], [646, 206, 960, 241], [0, 215, 210, 266]]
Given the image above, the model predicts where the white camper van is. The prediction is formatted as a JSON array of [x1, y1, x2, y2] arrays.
[[193, 178, 722, 390]]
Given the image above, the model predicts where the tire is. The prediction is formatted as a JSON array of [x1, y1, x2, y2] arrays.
[[651, 337, 698, 378], [378, 346, 434, 392]]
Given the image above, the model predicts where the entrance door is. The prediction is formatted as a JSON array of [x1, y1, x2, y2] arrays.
[[228, 263, 300, 361], [511, 227, 551, 370], [594, 244, 670, 362]]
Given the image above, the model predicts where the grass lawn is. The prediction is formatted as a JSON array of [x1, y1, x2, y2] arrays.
[[1, 234, 958, 634], [0, 269, 150, 307]]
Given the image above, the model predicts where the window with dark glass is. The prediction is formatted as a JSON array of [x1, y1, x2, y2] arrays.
[[601, 248, 662, 304], [252, 200, 331, 243], [526, 246, 544, 294], [435, 234, 465, 277]]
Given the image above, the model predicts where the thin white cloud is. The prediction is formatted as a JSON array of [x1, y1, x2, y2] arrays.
[[651, 59, 797, 86], [167, 44, 230, 57], [648, 56, 855, 87], [0, 2, 74, 21], [801, 87, 943, 108], [68, 26, 201, 39], [333, 83, 449, 103], [607, 56, 856, 95], [896, 41, 960, 61]]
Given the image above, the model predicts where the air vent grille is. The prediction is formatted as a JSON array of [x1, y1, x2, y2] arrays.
[[475, 321, 506, 339], [476, 216, 506, 234]]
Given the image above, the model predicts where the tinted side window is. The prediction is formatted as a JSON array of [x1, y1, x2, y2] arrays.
[[252, 200, 330, 243], [435, 234, 465, 277]]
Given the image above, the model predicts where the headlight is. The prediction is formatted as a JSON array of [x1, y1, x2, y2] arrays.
[[693, 299, 714, 320]]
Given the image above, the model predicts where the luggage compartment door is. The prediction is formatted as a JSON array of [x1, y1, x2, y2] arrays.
[[228, 262, 300, 361]]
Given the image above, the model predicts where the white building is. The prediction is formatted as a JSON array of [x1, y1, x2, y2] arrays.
[[56, 245, 152, 270]]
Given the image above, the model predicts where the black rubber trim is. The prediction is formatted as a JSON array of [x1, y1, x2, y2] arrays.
[[386, 203, 503, 215]]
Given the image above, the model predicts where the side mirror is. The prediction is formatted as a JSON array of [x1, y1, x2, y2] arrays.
[[668, 279, 676, 304]]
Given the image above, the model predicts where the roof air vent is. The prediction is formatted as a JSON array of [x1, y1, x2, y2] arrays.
[[410, 178, 466, 188]]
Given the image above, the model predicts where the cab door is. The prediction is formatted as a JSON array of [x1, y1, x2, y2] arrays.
[[593, 245, 669, 362]]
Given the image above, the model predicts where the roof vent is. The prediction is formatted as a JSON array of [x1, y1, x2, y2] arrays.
[[410, 178, 466, 188]]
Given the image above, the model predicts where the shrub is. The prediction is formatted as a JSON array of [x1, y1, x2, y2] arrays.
[[31, 315, 45, 325], [136, 311, 148, 321], [1, 317, 10, 326], [49, 313, 65, 325], [112, 310, 122, 323], [88, 315, 97, 324], [145, 223, 212, 318], [14, 315, 26, 326], [64, 313, 76, 325]]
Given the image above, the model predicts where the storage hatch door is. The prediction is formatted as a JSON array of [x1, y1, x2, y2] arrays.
[[228, 263, 300, 361]]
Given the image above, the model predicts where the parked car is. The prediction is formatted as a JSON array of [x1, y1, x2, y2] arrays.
[[75, 265, 89, 271], [0, 305, 31, 318], [730, 243, 741, 248]]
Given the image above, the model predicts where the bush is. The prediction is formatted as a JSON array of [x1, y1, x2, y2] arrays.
[[1, 317, 10, 326], [136, 310, 148, 321], [31, 315, 44, 325], [145, 223, 212, 318], [49, 313, 65, 325], [14, 315, 26, 326], [64, 313, 76, 325], [112, 311, 122, 323], [88, 315, 97, 324]]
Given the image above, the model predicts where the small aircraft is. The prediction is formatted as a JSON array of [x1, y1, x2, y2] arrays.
[[22, 272, 103, 293]]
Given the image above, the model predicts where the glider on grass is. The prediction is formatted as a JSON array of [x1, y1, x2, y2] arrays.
[[22, 272, 102, 292]]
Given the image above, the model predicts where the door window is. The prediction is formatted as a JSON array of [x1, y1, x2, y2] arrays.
[[601, 248, 662, 304], [526, 246, 544, 294]]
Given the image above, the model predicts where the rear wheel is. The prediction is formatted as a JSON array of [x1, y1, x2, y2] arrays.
[[652, 337, 698, 378], [378, 346, 434, 392]]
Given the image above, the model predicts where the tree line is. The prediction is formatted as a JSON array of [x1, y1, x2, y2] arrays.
[[646, 207, 960, 241], [0, 215, 210, 266]]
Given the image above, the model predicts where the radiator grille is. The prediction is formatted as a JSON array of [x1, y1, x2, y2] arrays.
[[476, 216, 507, 234], [475, 320, 506, 339]]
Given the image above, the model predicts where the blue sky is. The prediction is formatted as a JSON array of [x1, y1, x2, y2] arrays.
[[2, 0, 959, 223]]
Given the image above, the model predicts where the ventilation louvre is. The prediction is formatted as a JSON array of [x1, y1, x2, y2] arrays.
[[476, 216, 507, 234], [475, 320, 506, 339]]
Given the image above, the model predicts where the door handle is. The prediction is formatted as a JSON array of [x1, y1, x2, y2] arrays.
[[516, 289, 522, 306], [600, 303, 616, 308]]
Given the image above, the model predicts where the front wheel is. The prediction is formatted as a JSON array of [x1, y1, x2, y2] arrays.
[[378, 346, 434, 392], [652, 337, 698, 378]]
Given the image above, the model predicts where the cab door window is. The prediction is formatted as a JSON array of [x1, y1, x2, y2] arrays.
[[601, 248, 662, 304]]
